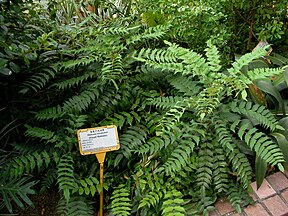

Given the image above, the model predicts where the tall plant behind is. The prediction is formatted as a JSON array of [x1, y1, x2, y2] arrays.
[[137, 0, 288, 58], [138, 0, 231, 52], [0, 1, 62, 213]]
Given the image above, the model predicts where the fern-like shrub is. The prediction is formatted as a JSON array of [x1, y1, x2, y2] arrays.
[[122, 40, 286, 215], [1, 9, 176, 214], [1, 1, 287, 215]]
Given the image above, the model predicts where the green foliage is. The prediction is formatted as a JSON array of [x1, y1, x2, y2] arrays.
[[61, 84, 102, 113], [215, 119, 253, 188], [231, 120, 284, 169], [0, 177, 38, 213], [271, 131, 288, 167], [228, 48, 267, 75], [157, 133, 196, 176], [110, 184, 132, 216], [230, 101, 281, 131], [196, 141, 214, 191], [133, 172, 165, 214], [35, 106, 64, 120], [161, 189, 185, 216], [1, 0, 288, 215], [247, 68, 284, 82], [117, 126, 148, 160], [56, 196, 94, 216], [133, 41, 285, 213], [40, 169, 57, 193], [2, 151, 51, 179], [227, 183, 253, 213], [255, 155, 267, 189], [72, 176, 100, 197], [139, 189, 163, 209], [194, 189, 216, 216], [20, 67, 57, 94], [212, 142, 229, 194], [101, 112, 141, 129], [25, 125, 56, 142], [57, 154, 75, 202]]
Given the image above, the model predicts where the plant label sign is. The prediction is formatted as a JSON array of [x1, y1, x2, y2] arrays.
[[77, 125, 120, 155]]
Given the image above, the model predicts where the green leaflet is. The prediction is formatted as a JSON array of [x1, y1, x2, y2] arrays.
[[156, 139, 195, 176], [161, 189, 185, 216], [0, 177, 38, 213], [227, 183, 253, 213], [110, 185, 131, 216], [268, 53, 288, 67], [254, 78, 284, 112], [270, 133, 288, 165], [234, 121, 284, 168], [57, 154, 75, 202], [228, 48, 266, 75], [205, 40, 221, 72], [19, 67, 57, 94], [72, 176, 100, 197], [1, 151, 52, 179], [232, 101, 279, 131], [255, 155, 267, 189], [56, 196, 94, 216]]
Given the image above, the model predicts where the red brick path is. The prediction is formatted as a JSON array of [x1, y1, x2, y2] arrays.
[[210, 172, 288, 216]]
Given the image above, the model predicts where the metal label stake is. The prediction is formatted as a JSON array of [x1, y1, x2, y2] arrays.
[[77, 125, 120, 216], [96, 152, 106, 216]]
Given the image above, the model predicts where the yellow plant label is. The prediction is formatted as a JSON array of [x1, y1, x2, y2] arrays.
[[77, 125, 120, 155]]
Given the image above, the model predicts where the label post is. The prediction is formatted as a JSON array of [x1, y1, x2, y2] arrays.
[[77, 125, 120, 216], [96, 152, 106, 216]]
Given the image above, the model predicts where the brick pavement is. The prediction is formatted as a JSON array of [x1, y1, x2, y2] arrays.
[[210, 172, 288, 216]]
